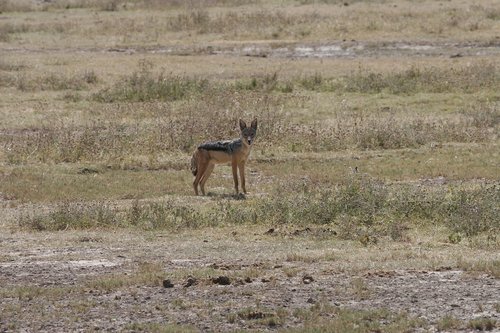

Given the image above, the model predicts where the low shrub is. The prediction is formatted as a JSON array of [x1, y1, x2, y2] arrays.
[[18, 201, 119, 231], [125, 200, 205, 230], [444, 185, 499, 237], [93, 62, 208, 102], [16, 178, 499, 243]]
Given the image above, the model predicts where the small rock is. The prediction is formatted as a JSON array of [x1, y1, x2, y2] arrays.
[[306, 297, 315, 304], [183, 276, 198, 288], [244, 277, 253, 283], [162, 279, 174, 288], [78, 167, 99, 175], [302, 275, 314, 284], [212, 276, 231, 285]]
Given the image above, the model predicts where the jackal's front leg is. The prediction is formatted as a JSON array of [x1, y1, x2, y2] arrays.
[[238, 162, 246, 194], [232, 157, 239, 194]]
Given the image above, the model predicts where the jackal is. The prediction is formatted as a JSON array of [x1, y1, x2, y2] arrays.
[[191, 118, 257, 196]]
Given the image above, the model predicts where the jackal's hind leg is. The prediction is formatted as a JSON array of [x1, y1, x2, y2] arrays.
[[193, 157, 209, 196], [200, 163, 214, 196]]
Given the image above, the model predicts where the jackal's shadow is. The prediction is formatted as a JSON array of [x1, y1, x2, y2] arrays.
[[206, 192, 247, 201]]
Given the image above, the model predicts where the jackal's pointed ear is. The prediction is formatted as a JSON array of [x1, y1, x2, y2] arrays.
[[239, 119, 247, 131], [251, 118, 258, 131]]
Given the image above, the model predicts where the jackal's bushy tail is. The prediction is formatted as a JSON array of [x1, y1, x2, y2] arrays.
[[190, 150, 198, 176]]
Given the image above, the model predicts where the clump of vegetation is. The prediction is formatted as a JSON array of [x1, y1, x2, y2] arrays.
[[290, 305, 426, 333], [234, 64, 499, 95], [467, 317, 497, 331], [18, 201, 119, 231], [340, 64, 499, 94], [93, 61, 208, 103], [11, 70, 98, 91], [250, 176, 498, 242], [436, 315, 463, 331], [17, 176, 499, 245], [444, 185, 499, 237], [125, 200, 206, 230]]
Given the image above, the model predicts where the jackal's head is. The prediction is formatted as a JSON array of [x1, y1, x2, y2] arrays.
[[239, 118, 257, 146]]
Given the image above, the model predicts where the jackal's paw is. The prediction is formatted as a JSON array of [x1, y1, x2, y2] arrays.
[[234, 192, 246, 200]]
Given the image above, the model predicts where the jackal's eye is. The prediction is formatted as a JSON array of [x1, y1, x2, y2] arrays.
[[243, 128, 255, 139]]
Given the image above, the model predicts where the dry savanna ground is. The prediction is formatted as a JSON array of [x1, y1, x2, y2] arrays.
[[0, 0, 499, 332]]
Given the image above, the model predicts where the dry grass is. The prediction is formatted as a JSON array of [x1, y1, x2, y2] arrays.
[[1, 1, 499, 47], [2, 62, 498, 165]]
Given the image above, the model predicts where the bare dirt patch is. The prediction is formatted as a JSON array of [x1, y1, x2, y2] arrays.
[[1, 229, 498, 332], [3, 40, 500, 59]]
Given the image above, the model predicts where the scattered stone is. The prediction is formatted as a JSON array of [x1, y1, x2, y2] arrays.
[[265, 228, 275, 235], [261, 277, 271, 283], [244, 277, 253, 283], [210, 263, 231, 270], [78, 167, 99, 175], [183, 276, 198, 288], [307, 297, 315, 304], [212, 276, 231, 285], [302, 275, 314, 284], [78, 236, 102, 243], [239, 311, 272, 320], [292, 227, 311, 236], [162, 279, 174, 288], [233, 279, 245, 286], [437, 266, 453, 271]]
